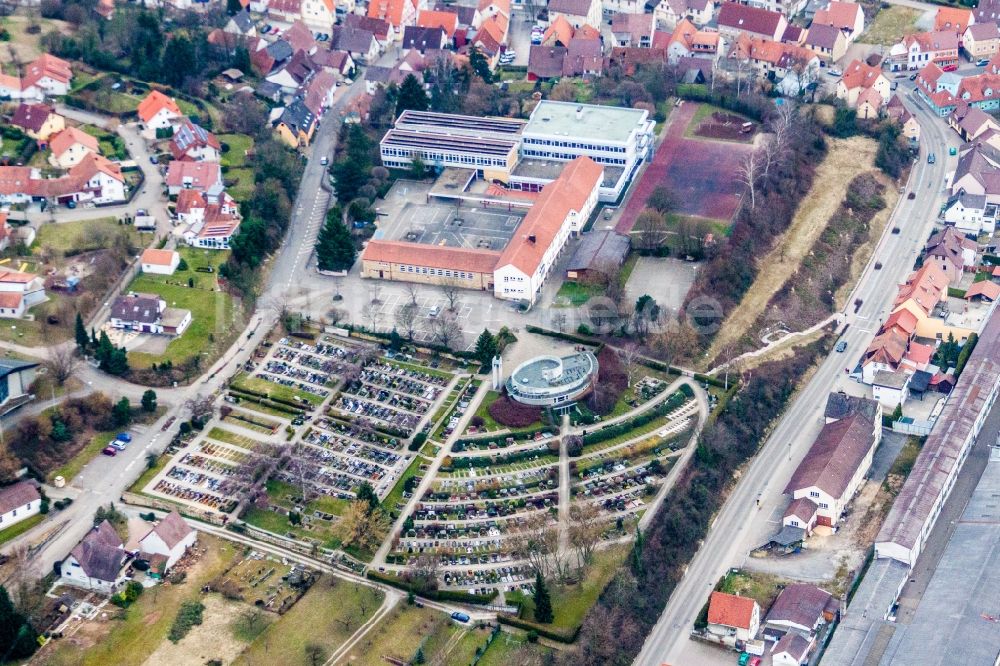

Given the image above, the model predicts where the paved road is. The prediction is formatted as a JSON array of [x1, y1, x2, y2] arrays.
[[633, 86, 957, 666], [1, 78, 369, 579]]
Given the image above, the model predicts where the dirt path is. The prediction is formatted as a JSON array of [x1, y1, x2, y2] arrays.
[[706, 136, 879, 364]]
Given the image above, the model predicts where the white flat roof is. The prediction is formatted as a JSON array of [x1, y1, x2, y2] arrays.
[[523, 101, 649, 144]]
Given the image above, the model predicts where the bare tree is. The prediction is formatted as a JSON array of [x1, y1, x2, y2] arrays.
[[634, 208, 668, 253], [45, 344, 81, 386], [439, 279, 461, 311], [738, 149, 763, 209], [403, 282, 420, 306], [616, 344, 644, 388], [185, 395, 215, 424], [304, 643, 327, 666], [395, 302, 418, 340], [430, 311, 461, 350], [568, 502, 604, 570]]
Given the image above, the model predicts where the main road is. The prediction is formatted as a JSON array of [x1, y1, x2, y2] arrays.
[[1, 78, 367, 579], [634, 86, 957, 666]]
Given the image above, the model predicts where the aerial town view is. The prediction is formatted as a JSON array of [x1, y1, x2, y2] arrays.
[[0, 0, 997, 664]]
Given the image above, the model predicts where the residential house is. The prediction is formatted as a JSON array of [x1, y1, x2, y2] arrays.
[[924, 226, 977, 284], [0, 481, 40, 531], [224, 10, 257, 38], [949, 104, 1000, 140], [10, 103, 64, 142], [0, 167, 36, 206], [137, 511, 196, 571], [266, 50, 319, 94], [803, 23, 847, 62], [60, 521, 127, 595], [66, 153, 126, 204], [951, 143, 1000, 199], [0, 359, 38, 407], [110, 292, 192, 336], [763, 584, 837, 641], [137, 90, 183, 136], [547, 0, 602, 30], [654, 0, 714, 29], [717, 2, 788, 42], [266, 0, 303, 23], [473, 12, 510, 61], [169, 120, 222, 162], [20, 54, 73, 99], [528, 40, 603, 79], [885, 95, 920, 142], [934, 6, 973, 45], [284, 20, 319, 55], [301, 0, 336, 30], [332, 25, 381, 63], [873, 369, 911, 407], [783, 413, 881, 527], [964, 23, 1000, 61], [861, 322, 911, 383], [782, 496, 819, 535], [165, 160, 224, 196], [836, 59, 890, 108], [706, 592, 761, 644], [823, 391, 880, 426], [48, 127, 100, 169], [812, 1, 865, 43], [891, 31, 959, 71], [772, 633, 814, 666], [251, 39, 294, 76], [140, 249, 180, 276], [667, 18, 721, 64], [417, 9, 458, 39], [184, 203, 242, 250], [977, 0, 1000, 24], [367, 0, 424, 38], [892, 262, 979, 342], [345, 14, 397, 46], [402, 25, 448, 51], [966, 280, 1000, 303], [541, 15, 575, 46], [602, 0, 643, 15], [302, 69, 341, 117], [273, 99, 318, 148], [943, 190, 990, 234], [611, 13, 654, 47], [730, 36, 820, 95]]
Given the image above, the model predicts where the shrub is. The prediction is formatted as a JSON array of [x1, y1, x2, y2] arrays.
[[488, 396, 541, 428], [168, 600, 204, 643]]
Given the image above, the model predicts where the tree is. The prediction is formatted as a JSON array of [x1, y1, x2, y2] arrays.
[[74, 312, 89, 352], [162, 35, 197, 88], [107, 347, 129, 376], [430, 311, 461, 349], [396, 73, 429, 115], [550, 80, 577, 102], [738, 149, 763, 209], [413, 646, 426, 664], [468, 45, 492, 83], [304, 643, 327, 666], [474, 329, 499, 368], [316, 208, 356, 272], [439, 279, 461, 311], [356, 481, 379, 512], [226, 0, 243, 12], [410, 154, 427, 179], [395, 302, 418, 340], [141, 389, 158, 413], [646, 185, 676, 215], [0, 585, 38, 661], [113, 397, 131, 427], [45, 344, 80, 386], [634, 208, 668, 253], [533, 571, 554, 623]]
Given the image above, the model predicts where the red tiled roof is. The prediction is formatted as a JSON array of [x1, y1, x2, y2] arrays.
[[707, 592, 756, 630], [884, 308, 918, 337], [49, 127, 99, 158], [894, 263, 948, 314], [841, 58, 884, 91], [137, 90, 182, 124], [965, 279, 1000, 301], [22, 53, 72, 87], [418, 10, 459, 37], [362, 239, 501, 273], [11, 103, 55, 134], [141, 249, 177, 267], [0, 292, 23, 310], [718, 2, 784, 37], [813, 1, 863, 32], [935, 6, 973, 33]]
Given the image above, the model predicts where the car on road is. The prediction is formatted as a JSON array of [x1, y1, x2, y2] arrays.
[[942, 63, 958, 72], [117, 433, 132, 443], [835, 341, 848, 353], [826, 68, 842, 77], [102, 446, 117, 456], [927, 153, 936, 164], [909, 72, 918, 80], [320, 156, 328, 165], [149, 155, 158, 164], [978, 58, 990, 67], [111, 439, 128, 451], [450, 612, 470, 623]]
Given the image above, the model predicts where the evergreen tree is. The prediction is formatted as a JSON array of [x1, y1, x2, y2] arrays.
[[410, 154, 427, 179], [141, 389, 158, 413], [226, 0, 243, 13], [74, 312, 89, 352], [630, 527, 645, 576], [413, 646, 425, 665], [329, 126, 373, 202], [107, 347, 129, 376], [468, 46, 492, 83], [356, 481, 379, 513], [316, 209, 357, 272], [474, 329, 499, 369], [0, 585, 38, 661], [396, 74, 429, 115], [90, 328, 98, 349], [96, 331, 114, 367], [161, 35, 197, 88], [113, 397, 132, 427], [533, 571, 553, 623]]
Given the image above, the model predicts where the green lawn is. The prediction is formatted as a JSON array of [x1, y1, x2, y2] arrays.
[[0, 513, 45, 546], [231, 373, 325, 406], [554, 280, 604, 307], [382, 455, 425, 516], [860, 6, 921, 46], [241, 506, 343, 548], [48, 432, 115, 484], [175, 98, 200, 119], [471, 390, 504, 432], [206, 426, 265, 450], [266, 479, 349, 516], [218, 134, 254, 168], [128, 453, 171, 494], [388, 359, 453, 380], [234, 576, 384, 665], [476, 629, 551, 666], [33, 218, 149, 254], [39, 535, 240, 666], [510, 545, 629, 632], [124, 266, 243, 369], [225, 167, 255, 203], [342, 605, 455, 666]]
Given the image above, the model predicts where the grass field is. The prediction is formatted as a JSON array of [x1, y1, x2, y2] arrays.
[[382, 455, 425, 516], [231, 373, 325, 406], [234, 576, 384, 665], [33, 218, 148, 254], [0, 513, 44, 546], [859, 6, 921, 46], [225, 167, 256, 203], [344, 604, 457, 666], [38, 535, 240, 666], [219, 134, 254, 168], [554, 280, 605, 307], [129, 453, 170, 494], [207, 426, 265, 450], [705, 136, 878, 365], [476, 629, 551, 666]]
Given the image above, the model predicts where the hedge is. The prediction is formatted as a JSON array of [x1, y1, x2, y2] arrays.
[[227, 385, 310, 410], [365, 570, 498, 604], [955, 332, 979, 378], [454, 423, 560, 448], [497, 613, 580, 643], [349, 326, 478, 360], [524, 325, 599, 346], [581, 391, 688, 446], [227, 390, 304, 417]]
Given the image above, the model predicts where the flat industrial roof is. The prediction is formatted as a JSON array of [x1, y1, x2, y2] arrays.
[[524, 101, 649, 144], [395, 109, 526, 137], [381, 129, 519, 157], [512, 157, 625, 189]]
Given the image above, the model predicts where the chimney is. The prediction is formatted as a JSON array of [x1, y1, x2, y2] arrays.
[[528, 234, 536, 243], [575, 105, 583, 120]]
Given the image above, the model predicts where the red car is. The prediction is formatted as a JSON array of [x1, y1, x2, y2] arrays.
[[102, 446, 117, 456], [942, 64, 958, 72]]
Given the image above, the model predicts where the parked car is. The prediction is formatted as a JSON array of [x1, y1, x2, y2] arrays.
[[450, 612, 470, 623], [111, 440, 128, 451], [149, 155, 158, 164], [977, 58, 990, 67], [826, 68, 842, 77], [942, 63, 958, 72], [835, 340, 848, 353], [117, 433, 132, 442], [428, 305, 441, 318], [909, 72, 918, 80], [320, 156, 328, 166], [102, 446, 117, 456]]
